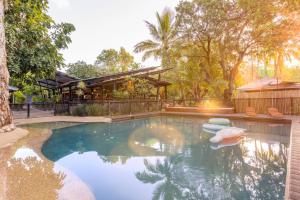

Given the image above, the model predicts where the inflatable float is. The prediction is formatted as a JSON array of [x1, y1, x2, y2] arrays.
[[210, 136, 243, 150], [208, 118, 231, 125], [202, 123, 229, 132], [209, 127, 246, 143]]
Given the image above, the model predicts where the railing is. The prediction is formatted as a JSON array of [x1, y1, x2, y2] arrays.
[[55, 98, 227, 116], [10, 98, 227, 118]]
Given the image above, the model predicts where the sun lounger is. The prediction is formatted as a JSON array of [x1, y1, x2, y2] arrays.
[[268, 107, 283, 117], [245, 107, 257, 117]]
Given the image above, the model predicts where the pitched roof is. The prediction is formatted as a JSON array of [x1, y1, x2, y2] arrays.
[[237, 77, 300, 92]]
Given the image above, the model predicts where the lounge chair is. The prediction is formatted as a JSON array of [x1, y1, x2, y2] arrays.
[[245, 107, 257, 117], [268, 107, 283, 117]]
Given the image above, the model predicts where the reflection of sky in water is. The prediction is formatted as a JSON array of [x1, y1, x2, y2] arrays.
[[38, 116, 290, 200]]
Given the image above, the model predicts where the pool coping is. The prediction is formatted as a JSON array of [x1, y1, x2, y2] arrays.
[[6, 112, 300, 199]]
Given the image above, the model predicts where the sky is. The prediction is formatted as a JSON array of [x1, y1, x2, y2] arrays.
[[48, 0, 180, 67]]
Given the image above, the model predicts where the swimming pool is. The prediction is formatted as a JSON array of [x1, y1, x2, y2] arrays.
[[40, 116, 290, 200]]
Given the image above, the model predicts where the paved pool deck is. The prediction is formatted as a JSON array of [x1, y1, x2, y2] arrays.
[[2, 112, 300, 199], [13, 116, 112, 125]]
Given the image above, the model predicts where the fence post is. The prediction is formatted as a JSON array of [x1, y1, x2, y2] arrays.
[[27, 103, 30, 118], [108, 101, 111, 116], [67, 102, 70, 115], [129, 100, 132, 115], [291, 97, 293, 115], [147, 100, 150, 112], [54, 103, 56, 116]]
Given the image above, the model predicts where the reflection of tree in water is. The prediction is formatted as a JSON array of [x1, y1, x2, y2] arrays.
[[7, 157, 65, 200], [136, 139, 288, 200]]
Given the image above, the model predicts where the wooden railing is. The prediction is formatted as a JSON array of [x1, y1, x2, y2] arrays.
[[10, 98, 227, 118]]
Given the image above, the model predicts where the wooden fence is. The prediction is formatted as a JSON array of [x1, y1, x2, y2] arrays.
[[10, 98, 227, 118], [234, 97, 300, 115]]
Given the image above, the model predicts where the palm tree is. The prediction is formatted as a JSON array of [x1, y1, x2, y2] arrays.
[[134, 8, 177, 68], [0, 0, 12, 127], [135, 158, 184, 200]]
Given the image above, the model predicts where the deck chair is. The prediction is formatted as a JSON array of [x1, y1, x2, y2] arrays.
[[268, 107, 283, 117], [245, 107, 257, 117]]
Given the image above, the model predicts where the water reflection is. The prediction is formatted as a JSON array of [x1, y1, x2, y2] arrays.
[[39, 116, 290, 200], [0, 122, 95, 200]]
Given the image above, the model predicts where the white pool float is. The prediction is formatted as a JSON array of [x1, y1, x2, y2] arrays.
[[210, 136, 243, 150], [202, 128, 218, 134], [208, 118, 231, 125], [202, 123, 229, 132], [209, 127, 246, 143]]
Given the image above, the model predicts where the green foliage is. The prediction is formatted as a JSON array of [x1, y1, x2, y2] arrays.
[[13, 91, 25, 104], [52, 94, 62, 103], [75, 81, 86, 99], [32, 95, 47, 103], [134, 8, 177, 68], [84, 104, 104, 116], [66, 61, 104, 79], [174, 0, 300, 99], [71, 104, 104, 116], [5, 0, 75, 80], [113, 90, 130, 99], [95, 47, 140, 74], [71, 105, 87, 116]]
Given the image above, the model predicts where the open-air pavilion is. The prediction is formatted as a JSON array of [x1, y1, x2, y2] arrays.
[[37, 67, 172, 102]]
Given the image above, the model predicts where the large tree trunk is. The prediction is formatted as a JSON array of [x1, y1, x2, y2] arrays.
[[0, 0, 12, 127]]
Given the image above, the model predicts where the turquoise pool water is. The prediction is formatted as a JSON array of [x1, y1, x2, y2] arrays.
[[42, 116, 290, 200]]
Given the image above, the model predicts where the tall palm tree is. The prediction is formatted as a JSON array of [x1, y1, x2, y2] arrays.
[[0, 0, 12, 127], [134, 8, 177, 68]]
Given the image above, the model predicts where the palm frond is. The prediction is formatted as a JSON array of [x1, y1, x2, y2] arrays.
[[142, 49, 161, 61], [145, 20, 161, 41], [134, 40, 160, 53], [135, 171, 163, 184]]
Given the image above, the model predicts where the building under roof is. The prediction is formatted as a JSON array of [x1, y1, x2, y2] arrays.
[[38, 67, 172, 101], [235, 77, 300, 115], [237, 77, 300, 92]]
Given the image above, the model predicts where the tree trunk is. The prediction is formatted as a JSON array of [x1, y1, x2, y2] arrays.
[[0, 0, 12, 127]]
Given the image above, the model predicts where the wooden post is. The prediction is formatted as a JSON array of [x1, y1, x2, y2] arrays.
[[91, 87, 94, 101], [147, 100, 150, 112], [129, 100, 132, 115], [156, 73, 161, 100], [164, 86, 168, 99], [27, 103, 30, 118], [69, 86, 72, 102], [291, 97, 293, 115], [108, 101, 111, 116]]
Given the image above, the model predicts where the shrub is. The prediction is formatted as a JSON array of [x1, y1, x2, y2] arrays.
[[13, 91, 25, 104], [32, 95, 47, 103], [71, 104, 87, 116], [70, 104, 104, 116], [85, 104, 104, 116]]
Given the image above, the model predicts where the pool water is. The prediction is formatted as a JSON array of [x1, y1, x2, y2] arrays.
[[41, 116, 290, 200]]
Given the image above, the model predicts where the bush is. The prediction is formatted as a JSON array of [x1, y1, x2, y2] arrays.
[[71, 104, 87, 116], [13, 91, 25, 104], [85, 104, 104, 116], [71, 104, 104, 116]]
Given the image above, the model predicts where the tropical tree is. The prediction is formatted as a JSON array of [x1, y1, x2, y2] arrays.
[[5, 0, 75, 80], [95, 47, 139, 74], [134, 8, 177, 68], [66, 61, 105, 79], [175, 0, 300, 101], [0, 0, 12, 127]]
